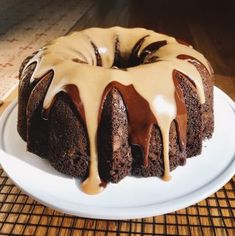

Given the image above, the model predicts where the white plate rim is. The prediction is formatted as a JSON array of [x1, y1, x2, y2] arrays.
[[0, 86, 234, 219]]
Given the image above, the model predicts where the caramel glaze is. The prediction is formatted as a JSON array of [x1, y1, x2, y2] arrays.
[[42, 84, 86, 123], [176, 39, 191, 47], [42, 75, 187, 169], [99, 78, 187, 167], [22, 27, 213, 194], [62, 85, 86, 122], [100, 82, 157, 166], [177, 54, 211, 76]]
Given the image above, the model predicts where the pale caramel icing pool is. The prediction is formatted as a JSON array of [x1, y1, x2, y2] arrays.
[[23, 27, 212, 194]]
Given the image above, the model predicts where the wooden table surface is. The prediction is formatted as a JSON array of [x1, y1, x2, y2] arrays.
[[0, 0, 234, 235]]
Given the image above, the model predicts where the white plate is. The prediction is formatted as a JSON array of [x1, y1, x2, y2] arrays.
[[0, 87, 235, 219]]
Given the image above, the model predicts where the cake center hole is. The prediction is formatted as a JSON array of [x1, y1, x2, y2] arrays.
[[112, 55, 141, 69], [111, 40, 167, 69]]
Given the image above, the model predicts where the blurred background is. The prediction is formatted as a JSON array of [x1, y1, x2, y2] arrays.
[[0, 0, 235, 101]]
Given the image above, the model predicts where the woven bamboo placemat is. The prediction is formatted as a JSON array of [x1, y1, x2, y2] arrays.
[[0, 170, 234, 235]]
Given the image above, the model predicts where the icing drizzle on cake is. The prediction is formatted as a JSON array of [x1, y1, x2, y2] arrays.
[[22, 27, 212, 194]]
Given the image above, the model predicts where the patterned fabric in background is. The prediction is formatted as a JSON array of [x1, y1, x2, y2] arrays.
[[0, 0, 95, 102]]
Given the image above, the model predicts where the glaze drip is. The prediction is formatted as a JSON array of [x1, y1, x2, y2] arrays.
[[100, 82, 157, 166], [63, 84, 86, 122], [177, 54, 211, 76], [22, 27, 212, 194]]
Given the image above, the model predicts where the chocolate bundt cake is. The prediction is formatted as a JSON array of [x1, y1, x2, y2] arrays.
[[17, 27, 214, 194]]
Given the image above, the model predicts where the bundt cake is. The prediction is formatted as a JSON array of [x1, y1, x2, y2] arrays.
[[17, 27, 214, 194]]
